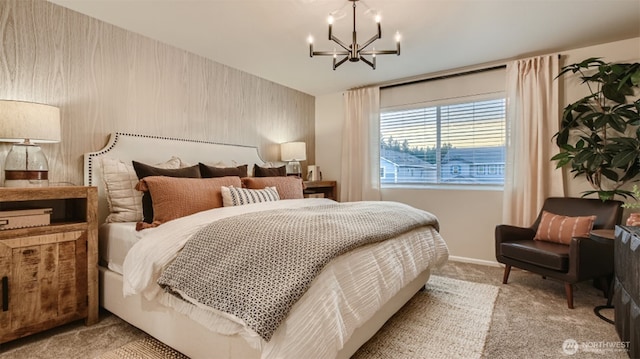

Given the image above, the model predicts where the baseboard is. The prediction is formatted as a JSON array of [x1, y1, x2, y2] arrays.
[[448, 255, 501, 267]]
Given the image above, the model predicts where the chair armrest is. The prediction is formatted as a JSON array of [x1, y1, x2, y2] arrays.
[[568, 236, 614, 281], [495, 225, 536, 244], [495, 225, 536, 261]]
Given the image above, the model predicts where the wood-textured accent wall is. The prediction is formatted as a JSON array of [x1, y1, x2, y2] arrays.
[[0, 0, 315, 186]]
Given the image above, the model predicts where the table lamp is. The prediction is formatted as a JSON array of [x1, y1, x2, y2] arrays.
[[0, 100, 61, 187], [281, 141, 306, 177]]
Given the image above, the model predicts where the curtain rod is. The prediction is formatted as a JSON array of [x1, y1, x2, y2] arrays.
[[380, 54, 562, 90], [380, 64, 506, 90]]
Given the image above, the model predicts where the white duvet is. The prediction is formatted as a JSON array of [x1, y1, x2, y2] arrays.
[[122, 198, 449, 358]]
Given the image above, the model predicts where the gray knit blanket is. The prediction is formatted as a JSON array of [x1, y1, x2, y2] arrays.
[[157, 201, 439, 341]]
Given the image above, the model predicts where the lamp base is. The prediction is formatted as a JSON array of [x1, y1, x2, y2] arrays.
[[286, 160, 301, 177], [4, 174, 49, 188], [3, 143, 50, 187]]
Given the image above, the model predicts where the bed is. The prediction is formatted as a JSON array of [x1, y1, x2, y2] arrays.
[[84, 132, 449, 359]]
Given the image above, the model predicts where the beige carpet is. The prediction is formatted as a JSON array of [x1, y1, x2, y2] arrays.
[[2, 261, 623, 358], [94, 275, 499, 359], [352, 275, 499, 359], [97, 338, 188, 359]]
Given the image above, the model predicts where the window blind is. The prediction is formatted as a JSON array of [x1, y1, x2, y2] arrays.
[[379, 68, 506, 186]]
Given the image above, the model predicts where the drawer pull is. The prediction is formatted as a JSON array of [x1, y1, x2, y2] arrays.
[[1, 276, 7, 312]]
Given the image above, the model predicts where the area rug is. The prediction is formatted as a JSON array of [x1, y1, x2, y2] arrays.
[[95, 276, 499, 359]]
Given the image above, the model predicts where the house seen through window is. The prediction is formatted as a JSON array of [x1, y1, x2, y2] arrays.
[[380, 98, 506, 186]]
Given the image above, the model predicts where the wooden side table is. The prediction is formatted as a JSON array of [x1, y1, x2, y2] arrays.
[[303, 181, 337, 201], [0, 186, 98, 344]]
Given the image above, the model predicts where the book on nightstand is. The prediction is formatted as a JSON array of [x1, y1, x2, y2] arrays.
[[0, 208, 52, 230], [305, 193, 325, 198]]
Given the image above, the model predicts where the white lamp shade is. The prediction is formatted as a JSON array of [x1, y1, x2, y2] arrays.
[[281, 142, 307, 161], [0, 100, 61, 143]]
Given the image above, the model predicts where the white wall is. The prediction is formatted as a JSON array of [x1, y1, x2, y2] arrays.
[[315, 37, 640, 264], [315, 93, 344, 193]]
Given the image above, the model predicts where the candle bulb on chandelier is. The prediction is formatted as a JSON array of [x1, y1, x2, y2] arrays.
[[308, 35, 314, 57]]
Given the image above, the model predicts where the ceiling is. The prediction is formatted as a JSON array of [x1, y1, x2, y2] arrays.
[[49, 0, 640, 96]]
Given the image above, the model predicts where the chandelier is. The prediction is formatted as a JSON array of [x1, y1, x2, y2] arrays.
[[308, 0, 401, 70]]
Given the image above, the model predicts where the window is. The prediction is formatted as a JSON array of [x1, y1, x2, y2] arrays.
[[380, 98, 506, 186]]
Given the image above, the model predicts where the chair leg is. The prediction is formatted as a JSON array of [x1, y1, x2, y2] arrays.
[[565, 283, 574, 309], [502, 265, 511, 284]]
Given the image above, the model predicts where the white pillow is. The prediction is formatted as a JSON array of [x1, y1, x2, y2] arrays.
[[221, 186, 280, 207], [102, 156, 181, 222]]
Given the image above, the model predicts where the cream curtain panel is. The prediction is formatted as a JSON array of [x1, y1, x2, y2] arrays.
[[340, 86, 382, 202], [503, 55, 565, 226]]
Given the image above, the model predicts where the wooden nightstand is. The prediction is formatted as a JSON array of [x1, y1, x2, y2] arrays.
[[303, 180, 337, 201], [0, 186, 98, 344]]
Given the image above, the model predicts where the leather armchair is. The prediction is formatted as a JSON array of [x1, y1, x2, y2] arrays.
[[496, 197, 623, 309]]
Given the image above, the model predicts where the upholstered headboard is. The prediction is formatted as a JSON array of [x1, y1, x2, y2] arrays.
[[84, 132, 265, 224]]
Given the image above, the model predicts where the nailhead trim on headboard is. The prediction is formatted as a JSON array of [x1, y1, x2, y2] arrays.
[[85, 132, 263, 186]]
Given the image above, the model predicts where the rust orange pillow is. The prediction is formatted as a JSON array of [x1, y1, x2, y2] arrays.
[[534, 211, 596, 245], [241, 176, 304, 199], [136, 176, 241, 229]]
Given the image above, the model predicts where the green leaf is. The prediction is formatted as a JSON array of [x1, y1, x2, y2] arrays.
[[603, 83, 627, 103], [609, 114, 628, 133], [579, 57, 605, 67], [555, 130, 569, 146], [574, 150, 594, 164], [631, 68, 640, 86], [555, 157, 572, 168], [601, 168, 619, 182], [621, 166, 640, 182], [551, 152, 569, 161], [612, 150, 638, 168], [559, 143, 575, 152]]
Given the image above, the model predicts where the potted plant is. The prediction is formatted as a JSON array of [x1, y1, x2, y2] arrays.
[[552, 58, 640, 200], [622, 184, 640, 225]]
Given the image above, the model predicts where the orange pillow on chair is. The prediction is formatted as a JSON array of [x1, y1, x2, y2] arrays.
[[534, 210, 596, 245]]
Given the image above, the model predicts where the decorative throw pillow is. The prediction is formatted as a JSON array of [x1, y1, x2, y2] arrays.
[[132, 161, 202, 223], [199, 163, 248, 178], [241, 176, 304, 199], [253, 164, 287, 177], [101, 156, 181, 223], [136, 176, 242, 229], [221, 186, 280, 207], [534, 210, 596, 245]]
